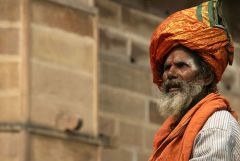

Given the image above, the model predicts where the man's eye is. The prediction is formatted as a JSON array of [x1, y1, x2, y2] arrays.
[[176, 62, 188, 68], [164, 65, 170, 71]]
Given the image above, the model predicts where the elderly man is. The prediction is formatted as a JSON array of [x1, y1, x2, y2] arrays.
[[148, 0, 240, 161]]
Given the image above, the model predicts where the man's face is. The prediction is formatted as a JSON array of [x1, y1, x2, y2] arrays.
[[157, 46, 205, 117], [161, 46, 200, 93]]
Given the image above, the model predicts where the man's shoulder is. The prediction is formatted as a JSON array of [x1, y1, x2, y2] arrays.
[[201, 110, 240, 132], [192, 111, 240, 160]]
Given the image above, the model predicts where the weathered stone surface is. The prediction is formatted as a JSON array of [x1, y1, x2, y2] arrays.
[[113, 0, 200, 18], [148, 100, 165, 125], [100, 86, 146, 121], [233, 46, 240, 67], [222, 1, 240, 42], [31, 93, 96, 135], [55, 113, 83, 131], [0, 96, 21, 122], [131, 41, 149, 66], [99, 28, 128, 58], [221, 92, 240, 115], [0, 28, 19, 55], [151, 84, 161, 98], [48, 0, 94, 8], [30, 62, 95, 135], [0, 62, 19, 90], [30, 134, 98, 161], [31, 25, 94, 74], [100, 60, 152, 95], [31, 0, 94, 37], [138, 151, 151, 161], [122, 7, 161, 38], [101, 148, 132, 161], [0, 132, 21, 161], [0, 0, 20, 21], [99, 115, 115, 136], [144, 128, 157, 150], [118, 122, 143, 147], [113, 0, 147, 12], [219, 68, 237, 93], [31, 62, 93, 109], [96, 0, 121, 26]]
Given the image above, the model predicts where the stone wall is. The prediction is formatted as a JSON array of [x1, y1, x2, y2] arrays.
[[97, 1, 164, 161], [97, 1, 240, 161], [0, 0, 100, 161], [0, 0, 239, 161], [0, 0, 22, 123], [220, 43, 240, 115], [30, 0, 98, 137], [0, 0, 28, 160]]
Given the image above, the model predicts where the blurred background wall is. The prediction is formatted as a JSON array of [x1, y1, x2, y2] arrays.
[[0, 0, 239, 161]]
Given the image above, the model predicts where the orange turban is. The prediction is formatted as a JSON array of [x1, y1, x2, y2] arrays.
[[150, 0, 234, 86]]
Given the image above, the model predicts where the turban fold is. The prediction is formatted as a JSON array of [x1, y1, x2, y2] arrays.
[[150, 0, 234, 86]]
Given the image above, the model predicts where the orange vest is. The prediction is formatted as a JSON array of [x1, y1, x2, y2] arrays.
[[148, 93, 238, 161]]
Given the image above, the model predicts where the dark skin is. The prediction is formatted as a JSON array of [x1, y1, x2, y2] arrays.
[[162, 47, 200, 92], [159, 46, 214, 127], [160, 46, 213, 92]]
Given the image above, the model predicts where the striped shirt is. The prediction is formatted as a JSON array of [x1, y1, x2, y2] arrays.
[[190, 110, 240, 161]]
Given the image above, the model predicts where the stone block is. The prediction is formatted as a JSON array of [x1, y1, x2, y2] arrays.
[[0, 28, 19, 55], [0, 0, 20, 21], [138, 151, 151, 161], [131, 41, 149, 66], [0, 132, 21, 161], [96, 0, 121, 26], [112, 0, 146, 11], [99, 115, 115, 136], [113, 0, 188, 18], [100, 86, 146, 121], [100, 60, 152, 95], [48, 0, 94, 8], [237, 70, 240, 95], [31, 0, 94, 37], [223, 2, 240, 42], [0, 62, 19, 90], [122, 7, 161, 38], [0, 96, 21, 122], [221, 92, 240, 115], [30, 134, 98, 161], [219, 68, 237, 94], [30, 93, 96, 136], [55, 113, 83, 132], [151, 84, 161, 98], [118, 122, 143, 147], [144, 128, 157, 150], [30, 62, 95, 135], [99, 28, 128, 58], [101, 148, 132, 161], [148, 100, 165, 125], [31, 61, 93, 109], [233, 46, 240, 67], [31, 25, 94, 74]]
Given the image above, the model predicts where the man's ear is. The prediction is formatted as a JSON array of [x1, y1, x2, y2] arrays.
[[203, 72, 214, 86]]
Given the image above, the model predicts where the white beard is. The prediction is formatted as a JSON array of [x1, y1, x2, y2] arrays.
[[157, 79, 204, 117]]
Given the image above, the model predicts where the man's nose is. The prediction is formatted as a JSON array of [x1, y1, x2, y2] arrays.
[[167, 66, 178, 80]]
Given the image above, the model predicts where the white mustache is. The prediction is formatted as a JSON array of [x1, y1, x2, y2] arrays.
[[157, 79, 205, 117]]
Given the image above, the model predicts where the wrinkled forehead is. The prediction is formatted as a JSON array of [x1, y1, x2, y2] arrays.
[[163, 46, 202, 69]]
